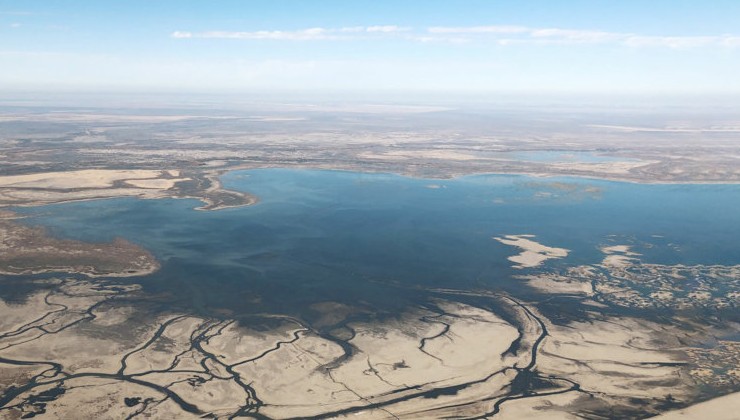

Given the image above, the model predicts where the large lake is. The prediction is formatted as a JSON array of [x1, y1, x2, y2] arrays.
[[15, 169, 740, 318]]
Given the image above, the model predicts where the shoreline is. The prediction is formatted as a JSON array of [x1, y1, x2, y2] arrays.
[[2, 165, 738, 213], [212, 163, 740, 186]]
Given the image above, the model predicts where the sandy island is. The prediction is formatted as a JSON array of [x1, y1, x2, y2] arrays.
[[494, 234, 569, 268]]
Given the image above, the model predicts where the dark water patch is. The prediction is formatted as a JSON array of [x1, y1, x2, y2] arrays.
[[0, 275, 58, 304], [529, 296, 596, 325], [17, 385, 65, 419]]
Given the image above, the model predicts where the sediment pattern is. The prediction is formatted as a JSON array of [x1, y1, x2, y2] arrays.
[[0, 277, 704, 419]]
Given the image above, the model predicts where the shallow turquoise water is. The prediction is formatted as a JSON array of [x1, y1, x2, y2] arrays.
[[13, 169, 740, 316]]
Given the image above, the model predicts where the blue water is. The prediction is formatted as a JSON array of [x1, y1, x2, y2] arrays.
[[13, 169, 740, 316]]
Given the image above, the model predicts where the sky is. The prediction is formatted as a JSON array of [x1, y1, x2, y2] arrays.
[[2, 0, 740, 95]]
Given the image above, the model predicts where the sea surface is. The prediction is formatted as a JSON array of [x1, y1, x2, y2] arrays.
[[13, 169, 740, 318]]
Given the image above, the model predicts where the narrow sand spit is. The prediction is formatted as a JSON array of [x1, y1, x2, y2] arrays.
[[494, 234, 569, 268]]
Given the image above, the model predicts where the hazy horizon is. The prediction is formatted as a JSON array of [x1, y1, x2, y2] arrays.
[[2, 0, 740, 94]]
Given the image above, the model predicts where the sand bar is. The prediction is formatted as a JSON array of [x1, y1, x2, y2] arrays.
[[494, 234, 569, 268]]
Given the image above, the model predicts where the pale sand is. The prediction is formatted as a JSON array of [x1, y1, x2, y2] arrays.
[[0, 113, 201, 123], [0, 186, 174, 206], [0, 169, 196, 208], [601, 245, 639, 254], [124, 178, 187, 189], [200, 319, 308, 366], [385, 372, 516, 419], [356, 152, 409, 161], [0, 280, 719, 418], [1, 310, 162, 375], [234, 332, 352, 418], [496, 392, 582, 419], [0, 364, 48, 395], [602, 254, 635, 267], [124, 316, 207, 374], [0, 209, 18, 219], [0, 291, 62, 337], [23, 377, 201, 419], [359, 150, 479, 161], [652, 392, 740, 419], [0, 282, 135, 343], [247, 116, 308, 122], [235, 302, 522, 418], [600, 244, 641, 267], [0, 169, 165, 189], [137, 371, 250, 416], [524, 275, 593, 294], [549, 160, 657, 175], [494, 234, 569, 268], [537, 316, 691, 400], [588, 124, 740, 133]]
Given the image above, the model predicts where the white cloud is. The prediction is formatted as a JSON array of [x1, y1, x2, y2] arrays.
[[424, 25, 740, 48], [171, 31, 192, 39], [428, 25, 529, 34], [9, 22, 22, 28], [338, 26, 364, 33], [409, 35, 471, 44], [171, 24, 740, 49], [189, 28, 331, 41], [171, 26, 409, 41], [529, 28, 621, 43], [366, 25, 409, 33], [622, 35, 740, 48]]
